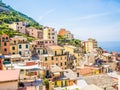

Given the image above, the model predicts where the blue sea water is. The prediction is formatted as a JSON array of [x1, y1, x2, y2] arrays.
[[98, 41, 120, 53]]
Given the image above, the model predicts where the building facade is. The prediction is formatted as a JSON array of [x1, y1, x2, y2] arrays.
[[9, 22, 28, 34], [26, 27, 43, 39], [43, 27, 57, 44], [84, 38, 98, 53], [0, 34, 10, 55], [10, 38, 18, 54], [41, 45, 68, 69], [59, 28, 74, 40]]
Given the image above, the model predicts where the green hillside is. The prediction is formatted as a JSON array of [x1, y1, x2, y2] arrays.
[[0, 1, 42, 41]]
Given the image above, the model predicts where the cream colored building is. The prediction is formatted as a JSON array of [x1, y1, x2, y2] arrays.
[[43, 27, 57, 44], [84, 38, 98, 53], [9, 22, 27, 34], [13, 36, 31, 57]]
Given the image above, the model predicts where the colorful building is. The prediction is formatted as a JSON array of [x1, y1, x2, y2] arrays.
[[0, 70, 20, 90], [0, 34, 10, 55], [42, 45, 68, 69], [48, 65, 78, 90], [9, 22, 28, 34], [12, 36, 31, 57], [59, 28, 74, 40], [10, 38, 18, 54], [64, 45, 83, 66], [26, 27, 43, 39], [43, 27, 57, 44], [0, 57, 3, 70], [84, 38, 98, 53], [58, 28, 66, 37]]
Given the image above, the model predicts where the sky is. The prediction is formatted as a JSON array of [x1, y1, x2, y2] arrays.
[[2, 0, 120, 41]]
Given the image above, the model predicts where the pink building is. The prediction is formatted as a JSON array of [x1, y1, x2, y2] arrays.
[[26, 27, 43, 39], [33, 39, 55, 48], [16, 22, 26, 34]]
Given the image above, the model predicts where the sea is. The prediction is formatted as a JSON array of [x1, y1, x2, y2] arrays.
[[98, 41, 120, 53]]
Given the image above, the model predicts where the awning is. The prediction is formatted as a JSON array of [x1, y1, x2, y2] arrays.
[[14, 65, 42, 70]]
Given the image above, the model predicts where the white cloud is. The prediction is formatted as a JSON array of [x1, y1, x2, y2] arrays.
[[69, 12, 110, 21], [38, 8, 56, 22]]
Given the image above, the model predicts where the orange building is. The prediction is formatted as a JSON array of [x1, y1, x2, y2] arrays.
[[59, 28, 74, 40], [0, 34, 10, 55], [0, 57, 3, 70], [58, 28, 67, 37]]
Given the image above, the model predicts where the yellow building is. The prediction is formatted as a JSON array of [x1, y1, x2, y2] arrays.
[[64, 45, 83, 66], [10, 38, 19, 54], [49, 65, 78, 90], [43, 27, 57, 44], [42, 45, 67, 69]]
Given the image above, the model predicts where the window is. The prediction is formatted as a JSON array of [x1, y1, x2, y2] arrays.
[[77, 73, 79, 77], [4, 42, 7, 46], [65, 62, 66, 65], [38, 50, 40, 54], [61, 63, 62, 66], [55, 51, 57, 55], [65, 57, 67, 59], [56, 58, 58, 60], [13, 52, 15, 54], [19, 51, 22, 55], [12, 47, 15, 50], [14, 41, 16, 44], [52, 33, 54, 35], [19, 45, 22, 49], [45, 57, 47, 61], [52, 37, 54, 39], [4, 48, 7, 52], [2, 37, 5, 41], [48, 33, 50, 35], [56, 63, 58, 66], [51, 57, 54, 60], [61, 57, 62, 60], [26, 44, 28, 48], [62, 50, 64, 55], [6, 37, 8, 40]]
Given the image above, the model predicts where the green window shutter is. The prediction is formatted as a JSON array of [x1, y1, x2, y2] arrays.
[[19, 45, 22, 49], [26, 44, 28, 48]]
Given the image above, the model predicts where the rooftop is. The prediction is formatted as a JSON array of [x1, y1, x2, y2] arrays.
[[65, 45, 76, 49], [50, 65, 63, 73], [83, 74, 117, 89], [64, 69, 78, 80], [81, 84, 103, 90], [48, 45, 64, 50]]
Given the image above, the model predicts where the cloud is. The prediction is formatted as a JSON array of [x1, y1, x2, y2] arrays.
[[38, 8, 56, 22], [69, 12, 110, 21]]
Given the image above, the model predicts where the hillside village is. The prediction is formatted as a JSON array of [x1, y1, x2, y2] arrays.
[[1, 1, 120, 90], [0, 21, 120, 90]]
